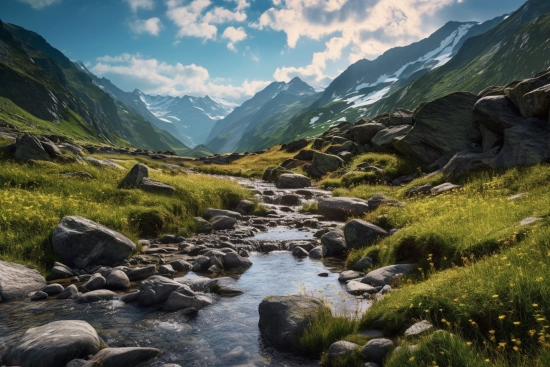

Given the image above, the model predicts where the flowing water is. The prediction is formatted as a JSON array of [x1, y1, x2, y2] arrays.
[[0, 176, 370, 366]]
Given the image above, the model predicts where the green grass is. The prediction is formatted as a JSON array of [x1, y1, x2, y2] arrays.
[[0, 151, 249, 275]]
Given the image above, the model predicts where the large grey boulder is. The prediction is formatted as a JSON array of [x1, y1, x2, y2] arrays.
[[139, 275, 181, 306], [388, 109, 414, 126], [349, 123, 385, 145], [223, 252, 252, 269], [42, 283, 64, 296], [0, 260, 47, 302], [312, 152, 344, 175], [57, 284, 79, 299], [14, 134, 51, 161], [127, 265, 156, 281], [2, 320, 100, 367], [236, 199, 255, 215], [105, 270, 131, 290], [321, 229, 347, 256], [361, 338, 394, 364], [472, 95, 524, 132], [119, 164, 148, 188], [394, 92, 480, 165], [494, 121, 549, 168], [206, 208, 242, 219], [318, 197, 370, 221], [442, 151, 496, 177], [276, 173, 311, 189], [52, 216, 136, 269], [258, 295, 325, 352], [508, 74, 550, 118], [81, 273, 106, 292], [210, 215, 237, 230], [344, 219, 388, 249], [361, 264, 416, 287], [139, 177, 175, 195], [327, 341, 359, 358], [521, 84, 550, 118], [371, 125, 412, 152], [82, 347, 161, 367], [163, 286, 213, 312]]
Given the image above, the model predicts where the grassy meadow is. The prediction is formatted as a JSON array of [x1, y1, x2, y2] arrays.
[[0, 150, 249, 275]]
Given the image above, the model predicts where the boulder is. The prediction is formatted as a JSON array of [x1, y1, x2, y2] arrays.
[[2, 320, 100, 367], [258, 295, 325, 352], [320, 229, 347, 256], [349, 123, 385, 145], [236, 200, 255, 215], [275, 173, 311, 189], [223, 252, 252, 269], [431, 182, 462, 195], [521, 84, 550, 118], [51, 262, 73, 278], [371, 125, 412, 151], [394, 92, 480, 165], [0, 260, 47, 302], [81, 273, 106, 292], [119, 164, 148, 188], [494, 121, 549, 169], [82, 157, 126, 170], [163, 286, 213, 312], [508, 74, 550, 117], [127, 265, 156, 281], [193, 217, 213, 234], [361, 264, 416, 287], [388, 109, 413, 126], [308, 246, 327, 259], [367, 194, 404, 210], [170, 259, 193, 272], [105, 270, 130, 290], [346, 281, 377, 295], [284, 139, 309, 152], [338, 270, 364, 282], [82, 347, 161, 367], [158, 264, 175, 277], [318, 197, 370, 221], [405, 183, 432, 197], [14, 134, 51, 161], [262, 166, 292, 182], [292, 247, 309, 258], [442, 151, 496, 177], [312, 152, 344, 175], [120, 291, 140, 303], [206, 208, 242, 219], [139, 275, 181, 306], [344, 219, 389, 249], [30, 291, 48, 301], [361, 338, 394, 364], [210, 215, 237, 230], [76, 290, 116, 303], [280, 194, 301, 206], [42, 283, 64, 296], [40, 138, 62, 158], [52, 216, 136, 269], [139, 177, 175, 195], [293, 149, 315, 161], [352, 256, 374, 271], [404, 320, 434, 337], [472, 95, 524, 132], [327, 341, 359, 358], [57, 284, 79, 299]]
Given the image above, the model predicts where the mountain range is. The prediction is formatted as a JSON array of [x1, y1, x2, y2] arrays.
[[0, 0, 549, 156]]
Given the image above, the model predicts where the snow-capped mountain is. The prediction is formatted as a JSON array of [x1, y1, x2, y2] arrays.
[[135, 91, 238, 147]]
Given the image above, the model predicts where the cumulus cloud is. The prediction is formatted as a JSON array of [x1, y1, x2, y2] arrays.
[[222, 26, 247, 51], [16, 0, 61, 9], [255, 0, 456, 85], [123, 0, 155, 12], [166, 0, 249, 41], [90, 53, 269, 102], [129, 17, 163, 36]]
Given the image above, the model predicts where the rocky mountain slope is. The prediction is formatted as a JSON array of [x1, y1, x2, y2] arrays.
[[205, 77, 319, 153], [0, 21, 189, 153]]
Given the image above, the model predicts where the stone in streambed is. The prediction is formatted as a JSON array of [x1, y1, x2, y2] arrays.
[[42, 283, 64, 295], [275, 173, 311, 189], [0, 260, 47, 302], [82, 347, 161, 367], [320, 229, 347, 256], [139, 275, 181, 306], [57, 284, 79, 299], [317, 197, 370, 221], [210, 215, 237, 230], [105, 270, 130, 290], [76, 290, 116, 303]]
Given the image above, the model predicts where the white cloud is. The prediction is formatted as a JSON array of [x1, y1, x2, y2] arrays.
[[222, 26, 247, 51], [123, 0, 154, 12], [255, 0, 457, 86], [90, 53, 269, 102], [166, 0, 248, 41], [16, 0, 61, 9], [129, 17, 163, 36]]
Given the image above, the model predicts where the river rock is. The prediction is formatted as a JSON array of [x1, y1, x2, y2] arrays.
[[344, 219, 388, 249], [321, 229, 347, 256], [405, 320, 434, 337], [128, 265, 156, 281], [258, 295, 325, 352], [170, 259, 193, 272], [236, 200, 255, 215], [350, 123, 385, 145], [292, 246, 309, 258], [346, 281, 377, 295], [338, 270, 364, 282], [223, 252, 252, 269], [158, 264, 175, 277], [139, 275, 181, 306], [81, 273, 106, 292], [82, 347, 161, 367], [120, 291, 140, 303], [193, 217, 213, 233], [0, 260, 47, 302], [262, 166, 292, 182], [275, 173, 311, 188], [105, 270, 130, 290], [318, 197, 370, 221], [210, 215, 237, 230], [119, 164, 148, 188], [361, 264, 416, 287], [163, 286, 213, 312], [52, 216, 136, 269], [30, 291, 48, 301], [76, 290, 116, 303], [206, 208, 242, 219], [2, 320, 100, 367], [280, 194, 301, 206], [361, 338, 394, 364], [14, 134, 51, 161], [51, 262, 73, 278], [308, 246, 327, 259], [57, 284, 79, 299], [312, 152, 344, 175], [393, 92, 480, 165], [327, 341, 359, 358], [352, 256, 374, 271], [42, 283, 64, 295]]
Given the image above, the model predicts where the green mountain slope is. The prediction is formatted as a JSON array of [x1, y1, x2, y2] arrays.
[[0, 20, 190, 153]]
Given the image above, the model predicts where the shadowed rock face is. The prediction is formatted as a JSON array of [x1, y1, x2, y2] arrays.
[[2, 320, 100, 367], [52, 216, 136, 269], [0, 260, 47, 302], [258, 295, 324, 352]]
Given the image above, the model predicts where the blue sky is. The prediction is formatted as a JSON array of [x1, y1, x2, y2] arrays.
[[2, 0, 526, 102]]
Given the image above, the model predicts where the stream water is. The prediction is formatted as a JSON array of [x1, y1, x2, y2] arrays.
[[0, 176, 370, 366]]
